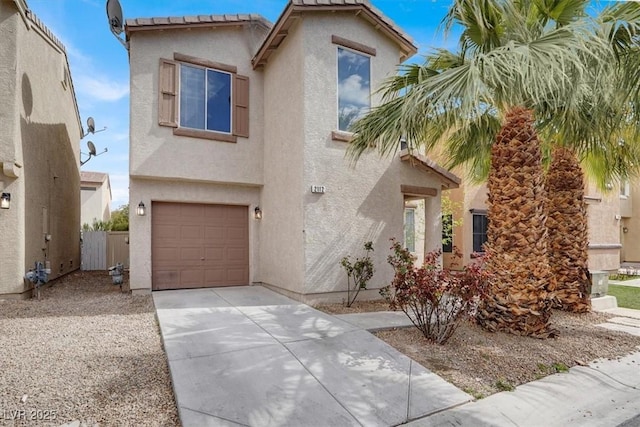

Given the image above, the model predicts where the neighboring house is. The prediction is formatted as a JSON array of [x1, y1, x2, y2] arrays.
[[620, 180, 637, 263], [443, 177, 622, 274], [0, 0, 82, 298], [80, 171, 112, 227], [126, 0, 460, 301]]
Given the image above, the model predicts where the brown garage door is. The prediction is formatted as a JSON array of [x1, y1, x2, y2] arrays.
[[152, 202, 249, 290]]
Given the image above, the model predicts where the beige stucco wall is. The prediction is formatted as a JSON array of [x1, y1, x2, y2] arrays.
[[442, 180, 488, 269], [259, 18, 306, 295], [128, 26, 266, 186], [81, 180, 111, 226], [296, 13, 445, 300], [585, 182, 621, 271], [621, 181, 640, 262], [0, 3, 81, 296], [0, 4, 22, 296]]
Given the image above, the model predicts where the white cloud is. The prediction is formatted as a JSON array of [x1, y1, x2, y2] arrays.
[[108, 173, 129, 209], [75, 75, 129, 102], [339, 74, 370, 107]]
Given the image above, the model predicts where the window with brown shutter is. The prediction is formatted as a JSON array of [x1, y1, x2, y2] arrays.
[[158, 54, 250, 142], [158, 59, 178, 127], [234, 75, 249, 138]]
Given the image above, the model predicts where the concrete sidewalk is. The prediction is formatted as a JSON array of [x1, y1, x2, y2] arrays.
[[408, 305, 640, 426], [407, 351, 640, 427], [153, 287, 471, 427], [609, 278, 640, 289], [154, 287, 640, 427]]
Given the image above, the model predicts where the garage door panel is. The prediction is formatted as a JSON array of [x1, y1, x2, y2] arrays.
[[180, 225, 202, 240], [204, 247, 224, 262], [204, 226, 224, 240], [153, 270, 180, 290], [180, 204, 205, 219], [226, 226, 247, 241], [152, 202, 249, 290], [204, 205, 227, 221], [155, 224, 180, 239], [155, 247, 180, 263], [227, 268, 249, 283], [180, 247, 202, 262], [227, 247, 248, 263], [204, 268, 225, 283], [154, 204, 182, 222], [180, 269, 205, 286]]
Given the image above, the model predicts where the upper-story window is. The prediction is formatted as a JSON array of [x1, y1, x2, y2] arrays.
[[337, 47, 370, 132], [180, 64, 232, 134], [158, 53, 249, 143]]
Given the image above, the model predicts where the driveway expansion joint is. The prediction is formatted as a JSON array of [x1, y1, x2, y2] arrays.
[[180, 405, 250, 427]]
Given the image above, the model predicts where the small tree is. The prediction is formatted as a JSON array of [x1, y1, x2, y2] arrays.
[[340, 241, 374, 307], [384, 238, 490, 344], [110, 204, 129, 231]]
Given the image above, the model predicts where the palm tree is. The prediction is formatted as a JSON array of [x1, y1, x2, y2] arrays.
[[347, 0, 637, 337], [545, 146, 590, 313]]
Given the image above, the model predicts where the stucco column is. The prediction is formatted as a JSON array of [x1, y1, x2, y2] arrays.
[[424, 192, 442, 257]]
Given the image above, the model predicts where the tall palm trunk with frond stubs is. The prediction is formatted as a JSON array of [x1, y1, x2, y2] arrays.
[[545, 147, 591, 313], [477, 107, 556, 338]]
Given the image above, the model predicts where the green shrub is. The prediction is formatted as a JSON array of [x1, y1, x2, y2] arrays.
[[340, 242, 374, 307]]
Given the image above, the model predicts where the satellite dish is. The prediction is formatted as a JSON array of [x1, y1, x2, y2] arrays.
[[106, 0, 124, 35], [87, 141, 97, 156], [87, 117, 95, 134]]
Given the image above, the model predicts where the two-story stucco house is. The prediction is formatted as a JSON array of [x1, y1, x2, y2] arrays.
[[0, 0, 82, 298], [80, 171, 112, 228], [126, 0, 460, 302]]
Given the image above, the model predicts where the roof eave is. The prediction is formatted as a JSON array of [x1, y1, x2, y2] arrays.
[[125, 16, 272, 39], [252, 2, 417, 69], [400, 150, 461, 190]]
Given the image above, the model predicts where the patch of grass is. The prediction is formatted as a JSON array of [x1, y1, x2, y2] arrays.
[[552, 362, 569, 373], [494, 378, 515, 392], [537, 363, 549, 371], [536, 362, 569, 378], [463, 387, 485, 400], [608, 285, 640, 310]]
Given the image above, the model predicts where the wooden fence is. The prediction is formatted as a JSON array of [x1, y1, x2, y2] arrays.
[[81, 231, 130, 270]]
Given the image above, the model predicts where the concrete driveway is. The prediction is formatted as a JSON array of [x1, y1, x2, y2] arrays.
[[153, 286, 472, 426]]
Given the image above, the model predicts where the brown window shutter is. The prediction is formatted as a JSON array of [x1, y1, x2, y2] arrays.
[[158, 59, 178, 127], [233, 74, 249, 138]]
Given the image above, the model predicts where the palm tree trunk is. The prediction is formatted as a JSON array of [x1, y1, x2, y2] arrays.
[[545, 147, 591, 312], [477, 107, 556, 338]]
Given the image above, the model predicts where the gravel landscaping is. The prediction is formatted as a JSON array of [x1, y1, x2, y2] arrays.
[[317, 301, 640, 398], [0, 271, 179, 426]]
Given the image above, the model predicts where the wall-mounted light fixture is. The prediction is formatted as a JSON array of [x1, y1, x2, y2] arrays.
[[623, 227, 629, 234], [254, 206, 263, 220], [136, 201, 146, 216], [0, 193, 10, 209]]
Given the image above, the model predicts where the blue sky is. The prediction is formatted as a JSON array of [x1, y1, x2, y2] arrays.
[[26, 0, 458, 209]]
